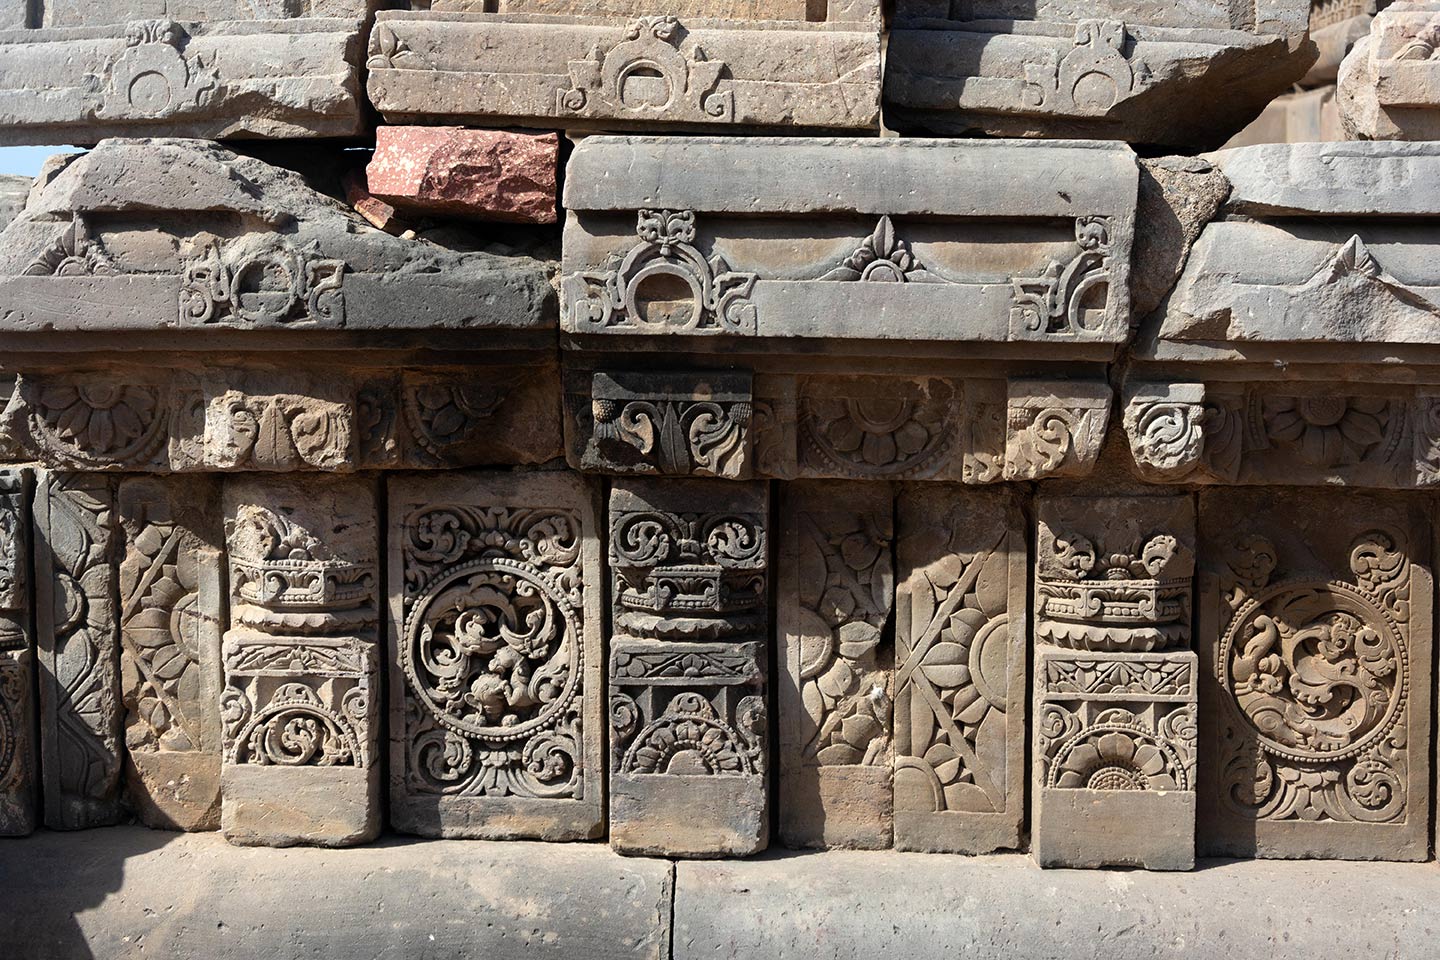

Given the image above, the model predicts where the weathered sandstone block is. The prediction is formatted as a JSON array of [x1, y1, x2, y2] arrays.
[[885, 0, 1316, 148], [1032, 496, 1197, 871], [1127, 142, 1440, 489], [366, 5, 881, 132], [778, 481, 894, 850], [220, 476, 380, 848], [367, 127, 559, 224], [0, 174, 28, 231], [608, 480, 769, 857], [33, 471, 125, 830], [117, 476, 224, 832], [893, 485, 1025, 854], [0, 3, 374, 145], [1339, 1, 1440, 139], [0, 138, 555, 335], [386, 471, 604, 840], [1306, 0, 1382, 85], [1198, 489, 1431, 860], [0, 468, 37, 835]]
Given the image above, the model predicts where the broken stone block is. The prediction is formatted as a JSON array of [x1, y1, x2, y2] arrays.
[[608, 479, 769, 857], [33, 471, 126, 830], [0, 138, 556, 334], [366, 6, 881, 132], [386, 471, 604, 840], [117, 476, 224, 832], [1339, 1, 1440, 139], [778, 481, 894, 850], [0, 468, 37, 836], [341, 168, 406, 235], [0, 5, 374, 146], [0, 174, 28, 231], [367, 127, 559, 224], [563, 137, 1138, 354], [1308, 0, 1384, 86], [1128, 142, 1440, 489], [565, 370, 754, 479], [1198, 489, 1431, 860], [220, 476, 380, 848], [1032, 496, 1197, 871], [893, 485, 1025, 855], [1223, 86, 1344, 147], [885, 0, 1316, 149]]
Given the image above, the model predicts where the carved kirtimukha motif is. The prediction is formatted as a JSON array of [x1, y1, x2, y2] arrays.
[[96, 21, 220, 121], [1200, 491, 1432, 861], [1032, 496, 1198, 870], [180, 236, 345, 328], [0, 469, 36, 835], [558, 17, 734, 123], [894, 486, 1024, 855], [608, 480, 770, 857], [388, 472, 602, 840], [220, 478, 380, 848], [779, 482, 894, 850], [563, 209, 758, 335]]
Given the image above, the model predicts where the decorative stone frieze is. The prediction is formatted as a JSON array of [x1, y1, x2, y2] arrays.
[[0, 139, 555, 334], [563, 137, 1137, 354], [1338, 1, 1440, 139], [608, 479, 770, 857], [33, 471, 125, 830], [1198, 489, 1431, 860], [0, 3, 375, 145], [0, 467, 36, 835], [386, 471, 604, 840], [1129, 142, 1440, 488], [1032, 496, 1197, 871], [886, 0, 1316, 148], [219, 476, 381, 848], [366, 3, 881, 133], [893, 485, 1025, 854], [778, 481, 894, 850], [117, 476, 224, 832]]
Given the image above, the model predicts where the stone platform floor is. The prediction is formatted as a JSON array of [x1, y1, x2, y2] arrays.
[[0, 827, 1434, 959]]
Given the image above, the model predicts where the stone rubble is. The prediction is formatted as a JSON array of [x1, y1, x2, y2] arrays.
[[0, 3, 1436, 947]]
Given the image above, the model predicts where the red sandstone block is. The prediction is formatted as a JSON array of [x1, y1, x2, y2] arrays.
[[341, 167, 406, 234], [366, 126, 559, 224]]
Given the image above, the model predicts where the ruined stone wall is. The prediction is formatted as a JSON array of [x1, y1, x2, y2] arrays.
[[2, 0, 1439, 883]]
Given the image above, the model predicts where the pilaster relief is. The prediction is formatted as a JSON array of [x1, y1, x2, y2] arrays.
[[33, 472, 125, 830], [117, 477, 224, 832], [1032, 496, 1198, 871], [0, 469, 36, 835], [220, 476, 381, 848], [1198, 490, 1432, 860], [893, 485, 1025, 854], [779, 482, 894, 850], [387, 471, 603, 840], [608, 480, 770, 857]]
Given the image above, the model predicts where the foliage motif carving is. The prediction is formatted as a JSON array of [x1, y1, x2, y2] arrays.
[[398, 505, 586, 799], [206, 391, 352, 471], [821, 218, 939, 284], [557, 17, 734, 122], [799, 378, 961, 480], [586, 372, 752, 478], [1004, 382, 1111, 480], [563, 210, 758, 334], [22, 378, 167, 469], [96, 21, 220, 120], [1215, 530, 1415, 825], [1010, 217, 1114, 338]]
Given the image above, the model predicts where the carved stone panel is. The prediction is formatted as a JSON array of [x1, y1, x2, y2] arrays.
[[220, 476, 381, 848], [1032, 496, 1198, 871], [387, 471, 603, 840], [778, 481, 894, 850], [1339, 1, 1440, 140], [562, 138, 1138, 355], [367, 11, 881, 132], [117, 477, 224, 832], [33, 471, 125, 830], [608, 479, 769, 857], [1198, 489, 1432, 860], [566, 370, 753, 478], [893, 485, 1025, 854], [0, 468, 36, 835]]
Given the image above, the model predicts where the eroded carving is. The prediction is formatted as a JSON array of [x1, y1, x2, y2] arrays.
[[558, 17, 734, 122]]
